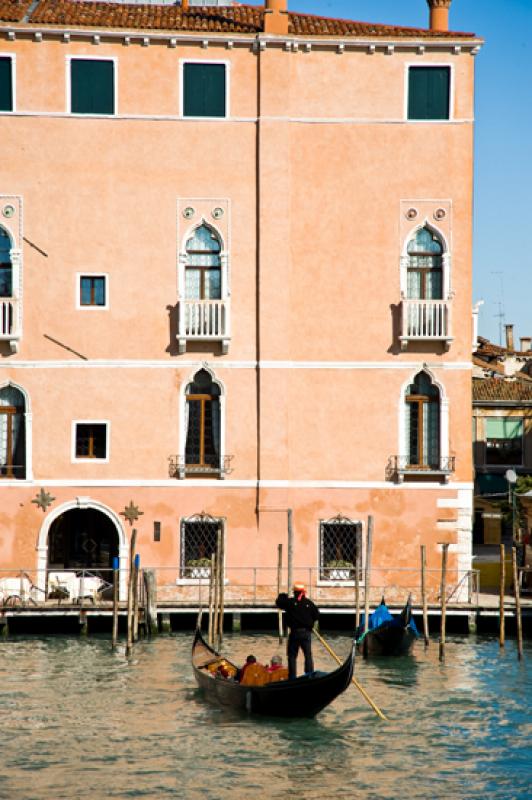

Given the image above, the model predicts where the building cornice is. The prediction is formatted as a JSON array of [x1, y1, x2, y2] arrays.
[[1, 26, 483, 55]]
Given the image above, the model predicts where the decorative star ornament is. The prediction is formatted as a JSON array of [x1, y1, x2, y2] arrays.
[[31, 488, 56, 512], [121, 501, 144, 526]]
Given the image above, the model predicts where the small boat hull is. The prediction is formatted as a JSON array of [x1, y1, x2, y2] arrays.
[[192, 630, 355, 718]]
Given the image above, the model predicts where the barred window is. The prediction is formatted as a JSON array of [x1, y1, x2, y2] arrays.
[[320, 517, 361, 581], [180, 514, 222, 579]]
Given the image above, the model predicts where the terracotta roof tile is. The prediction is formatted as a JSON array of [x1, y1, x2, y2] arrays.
[[0, 0, 33, 23], [473, 378, 532, 403], [0, 1, 477, 37], [476, 336, 532, 359]]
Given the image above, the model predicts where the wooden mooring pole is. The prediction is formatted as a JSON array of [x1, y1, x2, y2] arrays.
[[364, 516, 373, 633], [132, 553, 140, 642], [512, 546, 523, 660], [277, 543, 283, 644], [144, 568, 158, 636], [126, 528, 137, 657], [208, 552, 215, 646], [287, 509, 293, 593], [355, 546, 361, 632], [218, 527, 225, 648], [439, 543, 449, 663], [499, 543, 505, 649], [112, 556, 119, 649], [421, 544, 429, 647]]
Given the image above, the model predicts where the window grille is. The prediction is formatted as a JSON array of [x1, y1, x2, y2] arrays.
[[319, 516, 361, 581], [180, 513, 222, 578]]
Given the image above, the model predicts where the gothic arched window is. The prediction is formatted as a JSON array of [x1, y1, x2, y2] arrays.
[[406, 227, 443, 300], [185, 225, 221, 301], [0, 227, 13, 298], [405, 372, 440, 468], [185, 369, 221, 471], [0, 385, 25, 479]]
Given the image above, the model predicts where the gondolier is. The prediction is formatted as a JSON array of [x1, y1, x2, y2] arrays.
[[276, 582, 320, 680]]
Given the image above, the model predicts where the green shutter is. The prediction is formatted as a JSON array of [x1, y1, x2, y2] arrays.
[[183, 63, 226, 118], [71, 59, 114, 115], [0, 57, 13, 112], [485, 417, 523, 439], [408, 67, 450, 121]]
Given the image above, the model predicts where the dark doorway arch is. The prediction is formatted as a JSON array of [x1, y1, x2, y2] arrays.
[[48, 508, 119, 573]]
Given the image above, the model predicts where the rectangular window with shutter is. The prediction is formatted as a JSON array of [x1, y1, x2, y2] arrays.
[[408, 66, 450, 121], [485, 417, 523, 466], [70, 58, 115, 115], [182, 62, 227, 118], [0, 56, 13, 112]]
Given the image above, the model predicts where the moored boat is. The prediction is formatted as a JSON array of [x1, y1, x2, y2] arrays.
[[191, 628, 355, 718], [356, 596, 418, 658]]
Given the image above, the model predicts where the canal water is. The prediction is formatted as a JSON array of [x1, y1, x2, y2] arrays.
[[0, 633, 530, 800]]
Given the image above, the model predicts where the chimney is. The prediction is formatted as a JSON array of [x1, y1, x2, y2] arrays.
[[264, 0, 289, 35], [426, 0, 452, 32], [520, 337, 531, 352], [505, 324, 515, 351]]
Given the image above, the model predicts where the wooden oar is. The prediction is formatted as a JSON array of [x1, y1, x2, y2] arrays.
[[313, 628, 388, 721]]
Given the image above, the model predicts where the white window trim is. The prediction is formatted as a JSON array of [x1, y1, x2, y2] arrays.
[[176, 514, 226, 584], [179, 59, 230, 120], [71, 419, 110, 463], [178, 366, 226, 479], [76, 272, 109, 310], [0, 379, 32, 480], [403, 62, 455, 123], [0, 53, 16, 112], [66, 55, 118, 115], [398, 367, 449, 463], [400, 219, 452, 302]]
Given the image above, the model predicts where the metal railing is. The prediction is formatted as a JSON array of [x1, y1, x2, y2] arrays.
[[400, 298, 452, 345], [386, 455, 455, 482], [168, 454, 233, 479], [0, 565, 480, 609]]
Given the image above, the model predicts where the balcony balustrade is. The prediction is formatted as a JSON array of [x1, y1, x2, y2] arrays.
[[0, 298, 20, 353], [177, 299, 230, 354], [386, 455, 455, 483], [169, 454, 233, 480], [400, 297, 452, 350]]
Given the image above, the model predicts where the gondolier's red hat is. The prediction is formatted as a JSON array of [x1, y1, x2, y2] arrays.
[[293, 581, 306, 592]]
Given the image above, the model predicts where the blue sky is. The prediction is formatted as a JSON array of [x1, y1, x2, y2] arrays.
[[285, 0, 532, 347]]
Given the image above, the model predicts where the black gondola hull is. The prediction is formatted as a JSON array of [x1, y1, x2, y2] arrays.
[[192, 630, 355, 718], [358, 623, 417, 657]]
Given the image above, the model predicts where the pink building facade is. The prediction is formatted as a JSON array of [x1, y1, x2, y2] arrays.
[[0, 0, 481, 604]]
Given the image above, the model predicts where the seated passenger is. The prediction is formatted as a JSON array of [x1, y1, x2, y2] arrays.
[[267, 654, 284, 672], [237, 654, 257, 683]]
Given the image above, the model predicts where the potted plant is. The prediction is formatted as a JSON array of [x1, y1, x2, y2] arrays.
[[186, 557, 212, 579], [324, 560, 354, 580]]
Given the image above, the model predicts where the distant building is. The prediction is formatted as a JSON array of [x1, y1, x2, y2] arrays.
[[0, 0, 481, 604]]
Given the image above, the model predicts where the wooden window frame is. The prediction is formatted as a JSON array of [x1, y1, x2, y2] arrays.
[[78, 274, 108, 309], [185, 250, 221, 301], [0, 405, 17, 478], [406, 393, 430, 467], [185, 393, 213, 469], [72, 421, 109, 463]]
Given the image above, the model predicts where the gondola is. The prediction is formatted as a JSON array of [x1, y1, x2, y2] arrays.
[[191, 628, 355, 718], [356, 596, 418, 657]]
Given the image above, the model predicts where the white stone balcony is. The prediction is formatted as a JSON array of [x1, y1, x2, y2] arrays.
[[400, 297, 453, 350], [177, 299, 230, 354], [0, 297, 20, 353]]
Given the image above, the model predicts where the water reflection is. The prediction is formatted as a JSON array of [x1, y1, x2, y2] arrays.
[[0, 633, 530, 799]]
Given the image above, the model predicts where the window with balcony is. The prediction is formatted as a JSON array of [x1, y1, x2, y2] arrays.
[[180, 513, 222, 579], [485, 417, 523, 466], [0, 56, 13, 112], [408, 66, 450, 121], [405, 372, 440, 468], [178, 222, 230, 353], [0, 385, 26, 479], [70, 58, 115, 115], [320, 516, 361, 581], [185, 369, 221, 474], [73, 422, 108, 461], [182, 62, 227, 118], [400, 226, 452, 349]]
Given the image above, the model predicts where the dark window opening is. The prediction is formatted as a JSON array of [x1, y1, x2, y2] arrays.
[[0, 227, 13, 298], [0, 386, 26, 479], [405, 372, 440, 468], [80, 275, 106, 306], [408, 66, 450, 121], [71, 59, 115, 115], [0, 57, 13, 112], [185, 370, 221, 472], [75, 423, 107, 459], [183, 63, 226, 118], [180, 516, 221, 578]]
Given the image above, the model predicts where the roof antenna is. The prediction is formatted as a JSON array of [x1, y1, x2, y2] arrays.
[[491, 271, 505, 346]]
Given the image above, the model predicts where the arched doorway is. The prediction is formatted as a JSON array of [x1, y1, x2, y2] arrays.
[[48, 508, 119, 577]]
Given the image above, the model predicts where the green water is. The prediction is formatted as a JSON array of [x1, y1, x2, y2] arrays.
[[0, 633, 530, 800]]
